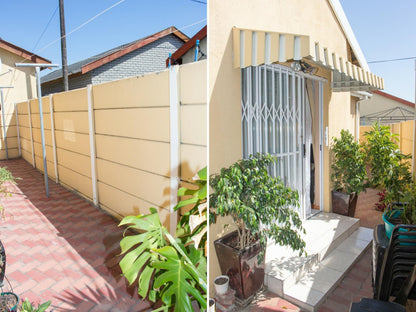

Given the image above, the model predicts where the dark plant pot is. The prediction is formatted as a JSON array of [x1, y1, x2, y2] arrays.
[[331, 190, 358, 217], [214, 230, 264, 302]]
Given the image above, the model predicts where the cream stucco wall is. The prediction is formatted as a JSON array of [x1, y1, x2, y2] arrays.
[[209, 0, 359, 293], [0, 49, 38, 160]]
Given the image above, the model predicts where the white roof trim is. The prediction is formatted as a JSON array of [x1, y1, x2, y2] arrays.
[[327, 0, 370, 72]]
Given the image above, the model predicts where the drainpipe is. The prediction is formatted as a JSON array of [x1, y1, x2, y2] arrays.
[[352, 92, 370, 142]]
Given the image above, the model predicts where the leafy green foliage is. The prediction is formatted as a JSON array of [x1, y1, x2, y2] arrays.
[[364, 122, 411, 189], [363, 122, 412, 206], [331, 129, 366, 195], [0, 166, 19, 220], [401, 185, 416, 225], [119, 167, 207, 312], [20, 298, 51, 312], [209, 154, 306, 261]]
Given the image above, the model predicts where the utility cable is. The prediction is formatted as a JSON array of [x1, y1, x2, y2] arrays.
[[32, 5, 59, 52], [368, 56, 416, 64]]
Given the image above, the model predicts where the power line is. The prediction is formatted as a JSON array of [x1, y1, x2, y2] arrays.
[[32, 5, 59, 52], [368, 56, 416, 64], [190, 0, 207, 4], [37, 0, 127, 54]]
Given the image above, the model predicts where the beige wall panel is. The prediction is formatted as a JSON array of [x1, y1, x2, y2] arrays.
[[180, 145, 207, 181], [95, 135, 170, 177], [98, 182, 171, 229], [96, 158, 170, 209], [54, 112, 89, 134], [180, 60, 207, 104], [5, 125, 17, 138], [32, 129, 52, 146], [94, 108, 170, 141], [33, 156, 54, 175], [181, 105, 207, 146], [18, 127, 31, 140], [20, 138, 32, 153], [92, 71, 170, 109], [22, 150, 32, 163], [17, 102, 28, 115], [55, 131, 90, 156], [30, 113, 52, 130], [58, 165, 93, 199], [2, 137, 19, 149], [0, 149, 19, 160], [57, 148, 91, 178], [33, 142, 54, 162], [18, 115, 30, 128], [53, 88, 88, 112], [29, 97, 50, 114]]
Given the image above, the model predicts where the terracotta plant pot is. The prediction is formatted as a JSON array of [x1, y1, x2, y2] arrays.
[[214, 231, 264, 302], [331, 190, 358, 217]]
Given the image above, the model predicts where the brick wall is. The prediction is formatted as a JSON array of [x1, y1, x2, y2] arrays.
[[42, 34, 184, 95], [91, 34, 184, 84]]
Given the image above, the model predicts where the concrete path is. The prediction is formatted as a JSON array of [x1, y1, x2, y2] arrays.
[[0, 159, 150, 311]]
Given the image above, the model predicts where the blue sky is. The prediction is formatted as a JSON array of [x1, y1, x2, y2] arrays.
[[340, 0, 416, 102], [0, 0, 206, 72]]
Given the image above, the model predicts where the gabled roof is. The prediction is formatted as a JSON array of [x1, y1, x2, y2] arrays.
[[0, 38, 51, 64], [42, 26, 189, 84], [166, 25, 207, 67], [372, 90, 415, 108], [327, 0, 370, 71]]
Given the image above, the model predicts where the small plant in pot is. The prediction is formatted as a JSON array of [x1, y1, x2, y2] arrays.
[[209, 153, 306, 303], [330, 129, 366, 217], [383, 179, 416, 239]]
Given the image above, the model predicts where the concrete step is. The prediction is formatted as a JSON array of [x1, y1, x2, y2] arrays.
[[283, 227, 373, 311], [265, 212, 360, 296]]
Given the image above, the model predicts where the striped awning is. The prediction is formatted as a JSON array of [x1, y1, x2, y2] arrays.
[[232, 27, 384, 92]]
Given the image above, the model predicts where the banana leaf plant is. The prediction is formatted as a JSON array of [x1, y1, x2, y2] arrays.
[[119, 167, 207, 312]]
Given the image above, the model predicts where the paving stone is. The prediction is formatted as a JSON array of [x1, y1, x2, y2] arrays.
[[0, 159, 148, 310]]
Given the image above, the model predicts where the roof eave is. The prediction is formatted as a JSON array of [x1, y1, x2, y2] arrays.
[[81, 26, 189, 74], [327, 0, 370, 72], [0, 38, 51, 64]]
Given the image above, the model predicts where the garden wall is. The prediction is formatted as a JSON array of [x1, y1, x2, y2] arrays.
[[5, 60, 207, 231]]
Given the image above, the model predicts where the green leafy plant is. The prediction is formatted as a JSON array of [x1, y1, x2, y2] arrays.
[[364, 122, 412, 207], [331, 129, 366, 195], [119, 167, 207, 312], [209, 153, 306, 261], [20, 298, 51, 312], [0, 166, 19, 220], [400, 181, 416, 225], [363, 122, 410, 189]]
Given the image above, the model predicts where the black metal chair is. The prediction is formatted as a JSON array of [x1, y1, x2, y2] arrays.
[[350, 224, 416, 311]]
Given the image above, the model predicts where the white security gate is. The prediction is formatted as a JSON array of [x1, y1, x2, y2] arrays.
[[241, 64, 323, 218]]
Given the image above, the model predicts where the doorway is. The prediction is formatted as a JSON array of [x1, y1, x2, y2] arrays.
[[241, 64, 324, 219]]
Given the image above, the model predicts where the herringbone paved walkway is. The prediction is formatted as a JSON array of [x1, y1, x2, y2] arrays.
[[0, 159, 150, 311]]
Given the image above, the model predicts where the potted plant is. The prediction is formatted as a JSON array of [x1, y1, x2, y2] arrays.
[[383, 179, 416, 239], [331, 129, 366, 216], [209, 153, 306, 303]]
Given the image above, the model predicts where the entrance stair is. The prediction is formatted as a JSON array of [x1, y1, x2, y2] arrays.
[[265, 212, 373, 311]]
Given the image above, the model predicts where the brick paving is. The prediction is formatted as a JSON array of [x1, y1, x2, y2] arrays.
[[0, 159, 150, 311]]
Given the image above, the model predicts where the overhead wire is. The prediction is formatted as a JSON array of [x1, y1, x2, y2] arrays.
[[32, 5, 59, 52], [368, 56, 416, 64]]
